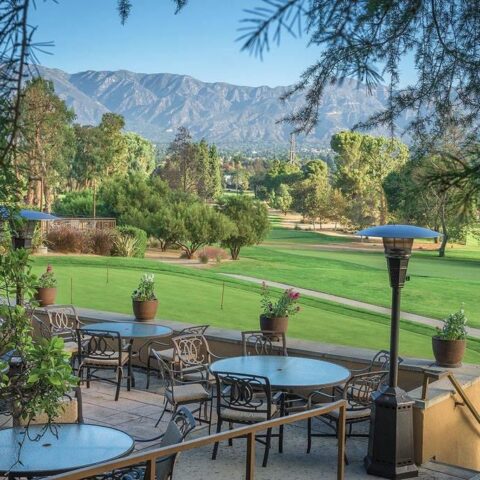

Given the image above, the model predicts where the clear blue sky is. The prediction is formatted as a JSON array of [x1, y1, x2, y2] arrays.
[[29, 0, 416, 88]]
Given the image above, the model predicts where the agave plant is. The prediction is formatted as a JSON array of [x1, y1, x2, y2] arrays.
[[113, 234, 138, 258]]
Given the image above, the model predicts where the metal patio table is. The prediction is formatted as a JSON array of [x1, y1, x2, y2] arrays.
[[81, 321, 172, 340], [0, 424, 134, 478], [210, 355, 351, 391]]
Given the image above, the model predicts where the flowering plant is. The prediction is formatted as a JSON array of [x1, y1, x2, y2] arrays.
[[37, 264, 57, 288], [260, 282, 300, 318], [132, 273, 157, 301], [436, 307, 468, 340]]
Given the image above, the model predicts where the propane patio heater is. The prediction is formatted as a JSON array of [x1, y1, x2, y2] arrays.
[[357, 225, 440, 479]]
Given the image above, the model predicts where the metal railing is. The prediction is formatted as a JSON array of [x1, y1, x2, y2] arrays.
[[422, 370, 480, 424], [49, 400, 347, 480]]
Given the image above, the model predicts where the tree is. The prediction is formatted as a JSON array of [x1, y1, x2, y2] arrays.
[[274, 184, 292, 215], [124, 132, 156, 176], [98, 113, 128, 176], [70, 124, 102, 190], [16, 78, 75, 212], [170, 202, 234, 259], [331, 131, 408, 227], [218, 196, 270, 260], [329, 189, 348, 230]]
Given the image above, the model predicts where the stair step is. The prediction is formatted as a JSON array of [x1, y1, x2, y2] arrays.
[[423, 461, 480, 479]]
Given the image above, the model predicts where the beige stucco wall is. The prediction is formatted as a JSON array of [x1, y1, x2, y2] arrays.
[[413, 379, 480, 470]]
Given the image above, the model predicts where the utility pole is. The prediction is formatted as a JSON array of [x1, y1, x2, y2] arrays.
[[93, 178, 97, 219], [288, 133, 296, 164]]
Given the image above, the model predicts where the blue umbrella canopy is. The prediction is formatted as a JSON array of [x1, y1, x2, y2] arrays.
[[0, 207, 59, 221], [357, 224, 441, 239]]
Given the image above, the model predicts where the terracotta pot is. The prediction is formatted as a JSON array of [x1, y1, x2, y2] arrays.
[[132, 299, 158, 321], [432, 337, 466, 368], [259, 314, 288, 333], [35, 287, 57, 307]]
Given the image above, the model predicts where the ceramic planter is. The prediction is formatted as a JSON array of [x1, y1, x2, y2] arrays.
[[259, 314, 288, 333], [432, 337, 466, 368], [132, 299, 158, 321], [35, 287, 57, 307]]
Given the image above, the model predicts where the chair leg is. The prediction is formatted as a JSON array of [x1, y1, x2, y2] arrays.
[[212, 419, 223, 460], [146, 355, 152, 390], [307, 418, 312, 454], [86, 367, 91, 388], [115, 368, 123, 401], [279, 423, 284, 454], [208, 397, 213, 435], [155, 399, 169, 428], [127, 364, 132, 392], [228, 422, 233, 446], [262, 428, 272, 467]]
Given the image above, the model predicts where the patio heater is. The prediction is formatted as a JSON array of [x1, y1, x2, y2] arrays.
[[357, 225, 440, 479]]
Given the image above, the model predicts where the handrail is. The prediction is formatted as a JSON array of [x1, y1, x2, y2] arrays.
[[49, 400, 347, 480], [422, 370, 480, 424]]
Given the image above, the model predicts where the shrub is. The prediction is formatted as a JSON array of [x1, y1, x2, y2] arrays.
[[53, 190, 107, 217], [37, 264, 57, 288], [91, 229, 116, 256], [201, 246, 229, 260], [47, 227, 90, 253], [113, 234, 138, 258], [436, 307, 468, 340], [198, 253, 209, 264], [116, 225, 147, 258], [148, 236, 161, 249]]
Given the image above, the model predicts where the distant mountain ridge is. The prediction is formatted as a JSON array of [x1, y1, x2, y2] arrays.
[[33, 66, 401, 147]]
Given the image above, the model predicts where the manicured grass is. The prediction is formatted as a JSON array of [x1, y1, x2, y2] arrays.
[[213, 225, 480, 327], [32, 255, 480, 363]]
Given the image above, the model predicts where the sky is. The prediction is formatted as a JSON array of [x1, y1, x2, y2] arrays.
[[29, 0, 416, 88], [29, 0, 319, 87]]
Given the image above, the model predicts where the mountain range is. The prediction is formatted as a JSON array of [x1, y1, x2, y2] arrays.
[[34, 66, 402, 148]]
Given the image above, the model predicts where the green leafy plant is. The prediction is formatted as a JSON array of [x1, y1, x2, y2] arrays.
[[260, 282, 301, 318], [436, 307, 468, 340], [132, 273, 157, 301], [37, 264, 57, 288], [0, 249, 77, 428]]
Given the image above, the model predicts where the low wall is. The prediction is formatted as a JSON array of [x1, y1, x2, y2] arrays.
[[34, 307, 480, 471]]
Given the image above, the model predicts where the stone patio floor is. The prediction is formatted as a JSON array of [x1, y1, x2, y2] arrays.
[[74, 370, 475, 480]]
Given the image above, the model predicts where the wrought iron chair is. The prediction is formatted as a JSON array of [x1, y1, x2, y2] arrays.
[[241, 330, 288, 356], [307, 370, 389, 462], [145, 325, 210, 389], [152, 352, 212, 432], [87, 407, 195, 480], [16, 386, 83, 426], [43, 305, 83, 364], [212, 371, 283, 468], [334, 350, 402, 396], [77, 329, 134, 401]]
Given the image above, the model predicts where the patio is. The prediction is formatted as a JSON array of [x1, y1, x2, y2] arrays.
[[2, 369, 467, 480]]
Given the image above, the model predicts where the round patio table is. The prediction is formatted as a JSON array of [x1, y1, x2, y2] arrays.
[[210, 355, 351, 390], [0, 424, 134, 477], [81, 321, 172, 339]]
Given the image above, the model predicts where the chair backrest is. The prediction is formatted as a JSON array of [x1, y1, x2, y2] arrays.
[[78, 329, 124, 365], [178, 324, 209, 336], [343, 370, 389, 411], [155, 407, 196, 480], [369, 350, 403, 372], [45, 305, 81, 341], [213, 371, 273, 420], [241, 330, 287, 356], [172, 333, 211, 369]]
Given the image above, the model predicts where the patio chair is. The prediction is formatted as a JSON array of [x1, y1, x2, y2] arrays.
[[307, 370, 389, 462], [43, 305, 83, 362], [145, 325, 209, 389], [152, 352, 212, 432], [212, 371, 284, 468], [334, 350, 402, 396], [16, 386, 83, 426], [77, 329, 134, 401], [88, 407, 195, 480], [241, 330, 288, 356]]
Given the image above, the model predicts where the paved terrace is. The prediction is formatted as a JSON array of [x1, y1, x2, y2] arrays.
[[9, 369, 471, 480]]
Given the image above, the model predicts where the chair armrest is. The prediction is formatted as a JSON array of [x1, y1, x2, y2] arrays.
[[307, 390, 335, 408], [134, 432, 165, 443]]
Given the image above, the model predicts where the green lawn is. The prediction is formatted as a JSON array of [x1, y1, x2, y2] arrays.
[[32, 255, 480, 363], [213, 226, 480, 327]]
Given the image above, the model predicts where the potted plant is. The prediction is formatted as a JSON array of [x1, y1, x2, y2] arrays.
[[432, 307, 468, 367], [259, 282, 300, 333], [34, 264, 57, 306], [132, 273, 158, 321]]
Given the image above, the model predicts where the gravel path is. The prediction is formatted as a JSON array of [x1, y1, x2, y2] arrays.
[[220, 273, 480, 339]]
